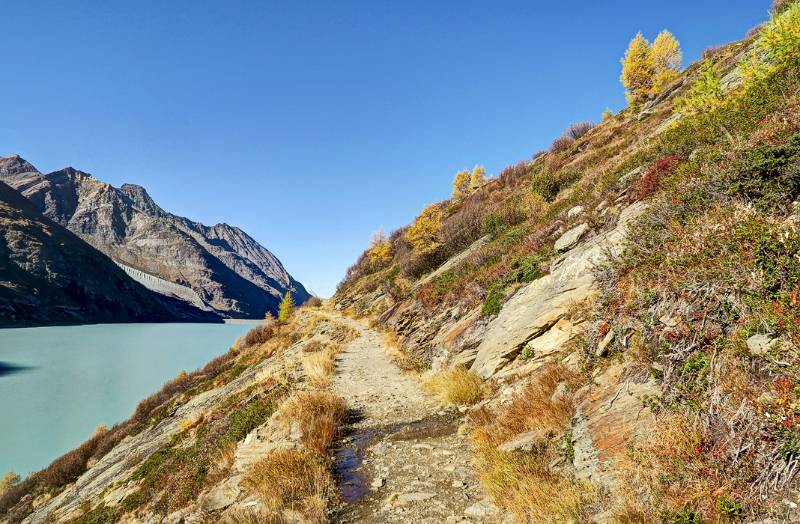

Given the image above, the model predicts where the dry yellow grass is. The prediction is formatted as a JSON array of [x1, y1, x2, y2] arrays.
[[468, 363, 595, 521], [381, 330, 427, 372], [472, 363, 579, 445], [612, 412, 741, 521], [221, 507, 289, 524], [421, 367, 487, 406], [302, 344, 339, 387], [242, 448, 331, 523], [474, 447, 597, 523], [273, 391, 347, 454]]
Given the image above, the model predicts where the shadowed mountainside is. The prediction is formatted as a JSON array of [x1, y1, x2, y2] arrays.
[[0, 180, 217, 327], [0, 156, 310, 318]]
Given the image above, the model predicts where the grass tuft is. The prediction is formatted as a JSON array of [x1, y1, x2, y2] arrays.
[[422, 367, 487, 406]]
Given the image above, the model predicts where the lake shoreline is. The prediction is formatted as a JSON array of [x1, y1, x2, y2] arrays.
[[0, 322, 253, 476]]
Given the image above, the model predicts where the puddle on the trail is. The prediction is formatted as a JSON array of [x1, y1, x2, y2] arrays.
[[333, 412, 460, 503], [334, 428, 383, 503]]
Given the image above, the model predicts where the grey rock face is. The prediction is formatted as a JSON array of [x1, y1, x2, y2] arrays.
[[469, 203, 646, 378], [0, 155, 309, 317], [0, 181, 199, 327], [554, 222, 590, 252]]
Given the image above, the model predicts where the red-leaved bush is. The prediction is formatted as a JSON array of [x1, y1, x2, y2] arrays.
[[637, 156, 682, 200]]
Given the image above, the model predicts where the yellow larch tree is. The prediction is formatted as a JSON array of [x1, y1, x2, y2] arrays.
[[405, 204, 443, 254], [621, 32, 655, 107], [650, 30, 682, 95], [470, 165, 485, 190], [452, 170, 471, 199], [278, 291, 295, 321]]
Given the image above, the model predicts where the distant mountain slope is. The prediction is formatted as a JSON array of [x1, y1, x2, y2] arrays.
[[0, 156, 310, 318], [0, 181, 217, 327]]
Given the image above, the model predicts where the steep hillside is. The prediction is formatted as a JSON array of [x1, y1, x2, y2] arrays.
[[3, 3, 800, 524], [0, 181, 214, 327], [0, 157, 309, 318], [333, 4, 800, 522]]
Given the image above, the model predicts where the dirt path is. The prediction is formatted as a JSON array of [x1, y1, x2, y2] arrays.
[[325, 312, 505, 524]]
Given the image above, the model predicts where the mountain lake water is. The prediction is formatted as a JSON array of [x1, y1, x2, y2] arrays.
[[0, 322, 255, 476]]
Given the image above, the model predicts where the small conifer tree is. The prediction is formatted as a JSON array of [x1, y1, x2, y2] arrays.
[[650, 30, 683, 95], [278, 292, 295, 321], [621, 33, 655, 107], [469, 165, 486, 189], [676, 60, 725, 115], [452, 170, 471, 199], [0, 471, 20, 497]]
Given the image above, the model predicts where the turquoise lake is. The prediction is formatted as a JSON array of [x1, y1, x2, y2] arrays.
[[0, 322, 253, 476]]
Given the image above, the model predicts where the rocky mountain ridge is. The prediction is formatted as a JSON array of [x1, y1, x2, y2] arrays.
[[0, 180, 215, 327], [0, 156, 309, 318]]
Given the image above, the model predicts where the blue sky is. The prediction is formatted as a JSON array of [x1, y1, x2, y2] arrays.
[[1, 1, 769, 296]]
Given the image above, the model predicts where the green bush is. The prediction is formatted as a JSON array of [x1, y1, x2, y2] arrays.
[[481, 282, 506, 317], [727, 132, 800, 213], [716, 497, 743, 520], [219, 398, 275, 446], [531, 169, 581, 202], [73, 504, 118, 524]]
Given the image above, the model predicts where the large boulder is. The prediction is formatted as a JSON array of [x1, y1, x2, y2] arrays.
[[469, 203, 646, 379]]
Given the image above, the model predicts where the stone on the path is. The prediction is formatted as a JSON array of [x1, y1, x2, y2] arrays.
[[371, 477, 385, 489], [464, 498, 500, 518], [554, 223, 590, 252], [396, 491, 437, 504]]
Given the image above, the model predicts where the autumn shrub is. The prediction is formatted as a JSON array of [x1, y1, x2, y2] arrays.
[[439, 193, 487, 252], [567, 121, 595, 140], [636, 155, 682, 199], [406, 203, 444, 255], [304, 296, 323, 308], [531, 168, 581, 202], [725, 131, 800, 212], [0, 472, 19, 498], [614, 414, 745, 522], [243, 322, 276, 348], [499, 161, 532, 186], [773, 0, 794, 13], [549, 135, 574, 153], [481, 200, 527, 239]]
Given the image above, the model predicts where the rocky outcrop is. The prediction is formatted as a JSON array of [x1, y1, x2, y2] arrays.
[[0, 156, 310, 318], [466, 203, 646, 378], [0, 181, 213, 327]]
